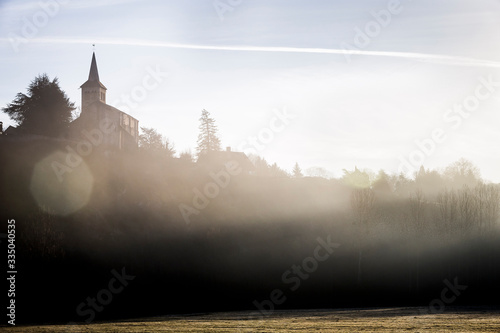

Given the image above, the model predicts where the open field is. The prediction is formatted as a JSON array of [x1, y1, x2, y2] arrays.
[[4, 307, 500, 332]]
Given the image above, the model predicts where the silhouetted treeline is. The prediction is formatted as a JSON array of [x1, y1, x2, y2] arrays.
[[0, 139, 499, 325]]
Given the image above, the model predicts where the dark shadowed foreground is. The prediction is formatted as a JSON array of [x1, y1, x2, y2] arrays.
[[2, 141, 500, 326], [4, 307, 500, 332]]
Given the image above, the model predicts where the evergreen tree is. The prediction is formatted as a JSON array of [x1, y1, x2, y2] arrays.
[[179, 150, 194, 163], [292, 162, 303, 178], [248, 154, 270, 176], [139, 127, 163, 150], [139, 126, 176, 157], [2, 74, 75, 136], [196, 109, 221, 157], [270, 162, 289, 178], [372, 170, 392, 194], [342, 167, 371, 188]]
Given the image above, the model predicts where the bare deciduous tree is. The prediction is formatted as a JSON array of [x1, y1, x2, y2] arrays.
[[408, 189, 426, 293], [350, 187, 375, 286]]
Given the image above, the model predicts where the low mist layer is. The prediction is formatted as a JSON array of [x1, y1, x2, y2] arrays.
[[1, 139, 499, 325]]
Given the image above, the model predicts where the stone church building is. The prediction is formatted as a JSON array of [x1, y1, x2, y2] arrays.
[[70, 52, 139, 149]]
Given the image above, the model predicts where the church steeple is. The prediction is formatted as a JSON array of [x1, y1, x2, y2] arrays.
[[88, 52, 100, 82], [80, 52, 107, 113]]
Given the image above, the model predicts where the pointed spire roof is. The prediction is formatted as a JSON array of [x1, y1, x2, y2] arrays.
[[80, 52, 107, 89], [88, 52, 100, 81]]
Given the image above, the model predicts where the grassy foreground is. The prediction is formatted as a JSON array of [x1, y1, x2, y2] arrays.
[[4, 307, 500, 332]]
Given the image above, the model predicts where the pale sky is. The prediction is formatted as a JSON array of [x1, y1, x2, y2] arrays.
[[1, 0, 500, 181]]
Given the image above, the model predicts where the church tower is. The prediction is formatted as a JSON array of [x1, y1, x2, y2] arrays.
[[80, 52, 107, 114]]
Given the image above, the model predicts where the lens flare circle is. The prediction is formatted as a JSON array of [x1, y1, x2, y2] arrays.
[[30, 151, 94, 216]]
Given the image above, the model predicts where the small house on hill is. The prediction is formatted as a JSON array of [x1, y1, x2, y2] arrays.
[[197, 147, 255, 175]]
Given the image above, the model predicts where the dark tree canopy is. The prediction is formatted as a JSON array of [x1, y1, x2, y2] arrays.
[[196, 109, 221, 157], [138, 126, 175, 157], [342, 167, 371, 188], [179, 150, 194, 163], [2, 74, 75, 136]]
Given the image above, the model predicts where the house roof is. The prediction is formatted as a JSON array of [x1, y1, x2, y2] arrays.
[[197, 150, 255, 172], [80, 52, 107, 90]]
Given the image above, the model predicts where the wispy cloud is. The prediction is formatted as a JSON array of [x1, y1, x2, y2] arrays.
[[3, 36, 499, 69], [65, 0, 143, 10], [0, 0, 140, 13]]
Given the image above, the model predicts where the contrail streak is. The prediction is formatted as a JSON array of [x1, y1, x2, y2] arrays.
[[5, 36, 500, 69]]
